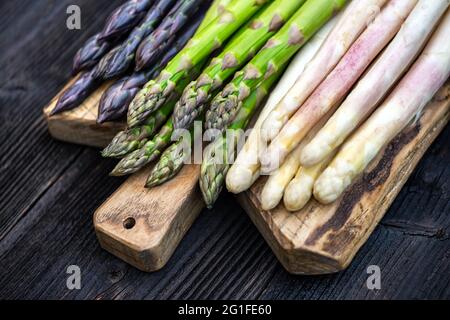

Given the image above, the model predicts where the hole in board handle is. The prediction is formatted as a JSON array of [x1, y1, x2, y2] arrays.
[[123, 217, 136, 230]]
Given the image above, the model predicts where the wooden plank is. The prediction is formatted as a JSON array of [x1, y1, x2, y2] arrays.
[[238, 82, 450, 275], [43, 77, 449, 275], [43, 79, 124, 148], [94, 164, 203, 272], [43, 83, 205, 272]]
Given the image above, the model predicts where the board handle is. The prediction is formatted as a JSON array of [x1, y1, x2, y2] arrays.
[[94, 164, 204, 272]]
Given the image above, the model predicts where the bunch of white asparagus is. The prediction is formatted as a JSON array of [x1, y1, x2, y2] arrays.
[[226, 0, 450, 211]]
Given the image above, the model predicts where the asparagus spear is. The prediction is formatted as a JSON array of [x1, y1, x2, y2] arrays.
[[259, 0, 388, 143], [314, 10, 450, 204], [300, 0, 449, 166], [95, 0, 177, 80], [110, 118, 175, 176], [50, 68, 100, 116], [172, 0, 305, 130], [109, 61, 207, 174], [225, 16, 336, 194], [283, 153, 334, 211], [195, 0, 233, 32], [97, 15, 203, 123], [102, 63, 201, 158], [260, 101, 337, 210], [127, 0, 271, 128], [205, 0, 347, 132], [72, 34, 112, 74], [102, 101, 176, 158], [99, 0, 155, 41], [261, 0, 417, 173], [144, 1, 234, 187], [135, 0, 207, 71], [200, 72, 281, 208], [145, 132, 193, 187], [73, 0, 155, 73]]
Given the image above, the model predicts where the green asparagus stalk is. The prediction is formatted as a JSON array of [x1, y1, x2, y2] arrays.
[[103, 60, 206, 158], [110, 59, 208, 174], [145, 133, 193, 187], [173, 0, 304, 130], [127, 0, 271, 128], [206, 0, 347, 131], [101, 100, 175, 158], [200, 70, 281, 207], [196, 0, 233, 32], [110, 117, 175, 176]]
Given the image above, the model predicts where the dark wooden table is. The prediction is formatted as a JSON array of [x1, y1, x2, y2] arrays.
[[0, 0, 449, 300]]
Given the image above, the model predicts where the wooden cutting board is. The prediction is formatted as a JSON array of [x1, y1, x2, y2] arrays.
[[44, 80, 450, 274]]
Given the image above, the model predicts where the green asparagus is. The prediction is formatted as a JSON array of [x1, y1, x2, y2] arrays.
[[145, 134, 192, 187], [103, 59, 206, 158], [206, 0, 347, 131], [200, 71, 281, 207], [110, 118, 175, 176], [102, 101, 175, 158], [173, 0, 304, 130], [127, 0, 271, 128]]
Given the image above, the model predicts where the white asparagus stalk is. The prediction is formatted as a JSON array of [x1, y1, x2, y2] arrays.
[[260, 144, 303, 210], [225, 15, 338, 194], [260, 103, 339, 210], [283, 153, 334, 211], [314, 10, 450, 204], [301, 0, 449, 167], [260, 0, 388, 143], [261, 0, 418, 173]]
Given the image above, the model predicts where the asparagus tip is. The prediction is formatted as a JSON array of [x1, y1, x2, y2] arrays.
[[96, 112, 109, 124]]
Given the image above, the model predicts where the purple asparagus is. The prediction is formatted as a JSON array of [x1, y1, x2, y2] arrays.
[[97, 15, 203, 123]]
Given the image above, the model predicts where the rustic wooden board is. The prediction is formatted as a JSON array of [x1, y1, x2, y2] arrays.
[[43, 84, 204, 272], [239, 81, 450, 275], [43, 79, 124, 148], [44, 78, 449, 274]]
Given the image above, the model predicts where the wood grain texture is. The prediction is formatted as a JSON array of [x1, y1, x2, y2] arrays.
[[43, 79, 124, 148], [94, 164, 203, 272], [239, 82, 450, 275], [0, 0, 449, 299]]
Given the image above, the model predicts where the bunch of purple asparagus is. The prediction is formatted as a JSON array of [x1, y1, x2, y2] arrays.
[[51, 0, 209, 122]]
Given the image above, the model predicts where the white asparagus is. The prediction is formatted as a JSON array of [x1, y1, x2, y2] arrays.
[[261, 0, 418, 173], [283, 153, 334, 211], [301, 0, 449, 167], [260, 144, 303, 210], [225, 15, 338, 194], [260, 104, 338, 210], [314, 9, 450, 204], [260, 0, 388, 143]]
